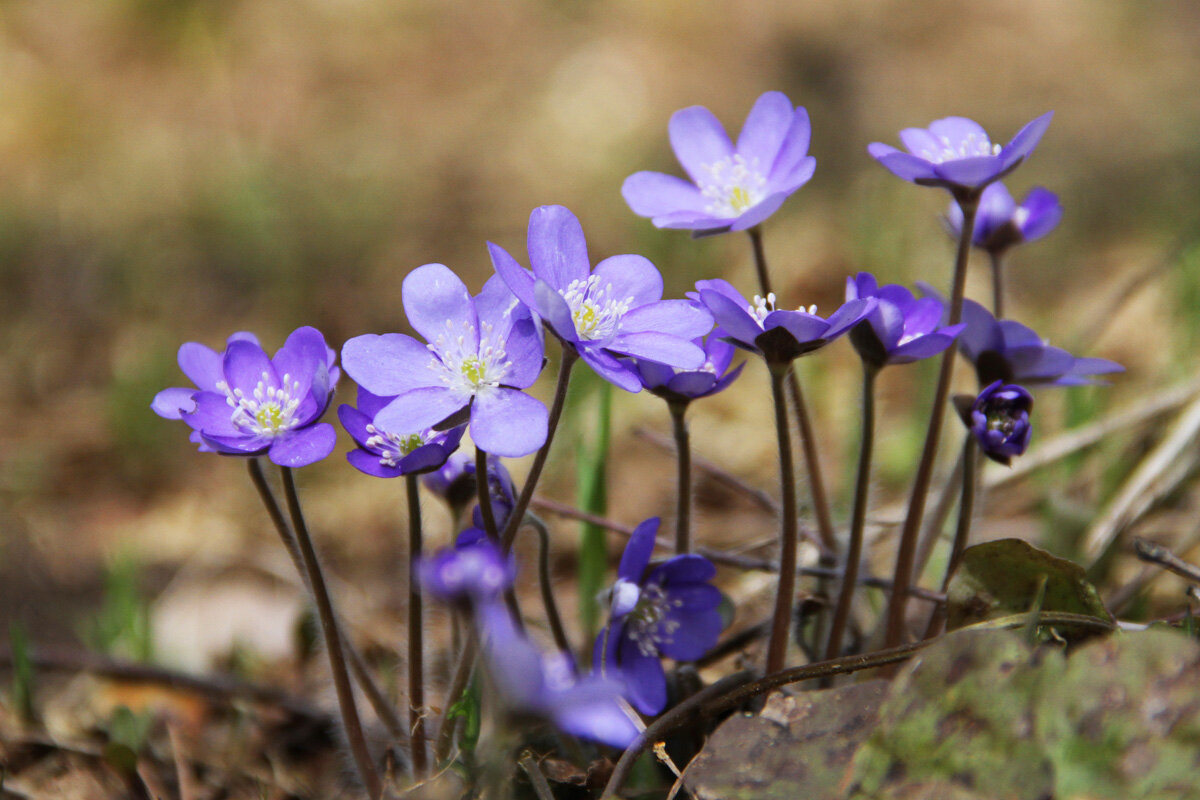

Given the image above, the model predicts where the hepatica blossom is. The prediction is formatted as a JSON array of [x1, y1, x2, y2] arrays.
[[489, 205, 712, 392], [419, 535, 516, 607], [869, 112, 1053, 194], [634, 329, 745, 403], [623, 91, 817, 235], [956, 381, 1034, 465], [342, 264, 547, 459], [338, 385, 464, 478], [845, 272, 965, 370], [946, 181, 1063, 254], [693, 278, 874, 365], [595, 518, 722, 715], [152, 327, 339, 467]]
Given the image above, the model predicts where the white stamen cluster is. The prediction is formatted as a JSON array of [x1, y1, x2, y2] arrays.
[[219, 372, 303, 437], [700, 154, 767, 218], [624, 582, 684, 657], [749, 293, 817, 325], [561, 275, 634, 341], [365, 424, 426, 468], [919, 132, 1002, 164], [428, 318, 512, 397]]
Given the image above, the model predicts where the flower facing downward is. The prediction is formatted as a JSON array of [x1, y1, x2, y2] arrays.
[[955, 381, 1033, 465], [633, 329, 745, 404], [946, 182, 1063, 254], [868, 112, 1053, 194], [622, 91, 817, 235], [692, 278, 874, 365], [845, 273, 965, 370], [152, 327, 339, 467], [489, 205, 713, 392], [338, 385, 464, 478], [595, 518, 722, 715], [341, 264, 548, 459], [419, 535, 516, 607]]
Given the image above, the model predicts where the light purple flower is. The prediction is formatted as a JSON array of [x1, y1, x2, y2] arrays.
[[956, 381, 1033, 465], [595, 518, 722, 715], [152, 327, 339, 468], [692, 278, 874, 365], [338, 385, 464, 478], [419, 535, 516, 607], [868, 112, 1053, 194], [341, 264, 548, 459], [946, 182, 1063, 253], [633, 329, 745, 403], [845, 272, 965, 369], [477, 602, 638, 749], [622, 91, 816, 235], [489, 205, 713, 392]]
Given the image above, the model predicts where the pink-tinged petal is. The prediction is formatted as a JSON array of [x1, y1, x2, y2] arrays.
[[622, 171, 707, 218], [268, 424, 337, 468], [402, 263, 479, 349], [593, 254, 663, 307], [736, 91, 794, 164], [470, 388, 548, 458], [607, 331, 704, 369], [618, 518, 660, 583], [933, 156, 1005, 187], [224, 339, 277, 393], [621, 299, 713, 340], [534, 278, 580, 343], [898, 127, 942, 158], [152, 387, 198, 420], [487, 241, 538, 310], [768, 106, 813, 180], [578, 345, 643, 392], [729, 192, 789, 231], [374, 387, 467, 435], [617, 640, 667, 715], [177, 342, 223, 391], [528, 205, 591, 290], [668, 105, 735, 185], [698, 288, 762, 347], [1001, 111, 1053, 165], [868, 145, 937, 182], [341, 333, 440, 396]]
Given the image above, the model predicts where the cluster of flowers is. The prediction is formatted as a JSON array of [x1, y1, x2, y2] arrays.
[[152, 91, 1121, 762]]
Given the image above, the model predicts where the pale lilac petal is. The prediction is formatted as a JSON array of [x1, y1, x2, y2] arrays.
[[768, 155, 816, 196], [668, 105, 734, 185], [341, 333, 440, 396], [470, 388, 548, 458], [578, 346, 643, 392], [898, 127, 942, 158], [652, 210, 732, 232], [223, 340, 277, 393], [768, 106, 813, 180], [622, 172, 708, 218], [268, 424, 336, 467], [729, 192, 790, 232], [528, 205, 590, 290], [272, 326, 327, 399], [487, 242, 538, 310], [933, 155, 1006, 187], [823, 298, 875, 339], [621, 299, 713, 340], [1001, 111, 1053, 165], [552, 682, 639, 749], [500, 317, 545, 389], [182, 392, 242, 437], [534, 278, 580, 343], [1018, 188, 1062, 241], [698, 288, 762, 347], [926, 117, 991, 149], [152, 387, 197, 420], [402, 263, 479, 348], [618, 517, 660, 583], [475, 272, 524, 342], [902, 297, 945, 337], [177, 343, 223, 391], [592, 254, 663, 307], [736, 91, 793, 164], [606, 331, 704, 368], [868, 145, 937, 182], [374, 387, 467, 435]]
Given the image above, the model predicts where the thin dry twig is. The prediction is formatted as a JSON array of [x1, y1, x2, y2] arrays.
[[1133, 537, 1200, 585]]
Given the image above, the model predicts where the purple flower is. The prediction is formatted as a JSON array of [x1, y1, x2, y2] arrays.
[[151, 327, 339, 468], [477, 602, 638, 749], [622, 91, 816, 235], [956, 381, 1033, 465], [692, 278, 874, 365], [868, 113, 1053, 194], [489, 205, 713, 392], [341, 264, 548, 459], [946, 181, 1063, 254], [421, 450, 518, 530], [595, 518, 722, 715], [633, 329, 745, 404], [845, 273, 965, 370], [419, 535, 516, 607], [958, 298, 1122, 387], [338, 385, 464, 478]]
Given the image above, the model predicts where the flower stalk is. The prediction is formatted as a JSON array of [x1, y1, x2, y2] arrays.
[[669, 400, 693, 554], [405, 473, 428, 777], [765, 363, 800, 674]]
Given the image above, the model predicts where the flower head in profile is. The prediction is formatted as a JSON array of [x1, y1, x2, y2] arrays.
[[623, 91, 817, 235], [845, 273, 965, 370], [946, 182, 1063, 255], [338, 385, 464, 478], [477, 602, 638, 749], [419, 534, 516, 607], [692, 278, 874, 365], [955, 381, 1033, 465], [633, 329, 745, 405], [595, 518, 722, 715], [341, 264, 547, 458], [489, 205, 713, 392], [151, 327, 339, 467], [957, 298, 1123, 387], [868, 112, 1053, 195]]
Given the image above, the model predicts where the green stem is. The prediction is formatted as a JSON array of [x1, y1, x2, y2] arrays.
[[884, 194, 979, 649], [669, 401, 693, 554], [279, 466, 381, 800], [765, 364, 800, 674], [434, 633, 477, 765], [500, 347, 579, 552], [405, 474, 428, 777], [825, 365, 877, 660]]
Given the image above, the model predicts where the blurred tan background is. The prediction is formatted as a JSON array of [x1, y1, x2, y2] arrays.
[[2, 0, 1198, 655]]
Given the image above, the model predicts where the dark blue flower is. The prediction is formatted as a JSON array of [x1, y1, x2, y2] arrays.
[[622, 91, 816, 235], [633, 329, 745, 403], [338, 385, 464, 478], [595, 518, 722, 715], [845, 272, 965, 369], [946, 182, 1063, 254], [152, 327, 339, 468], [957, 381, 1033, 465]]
